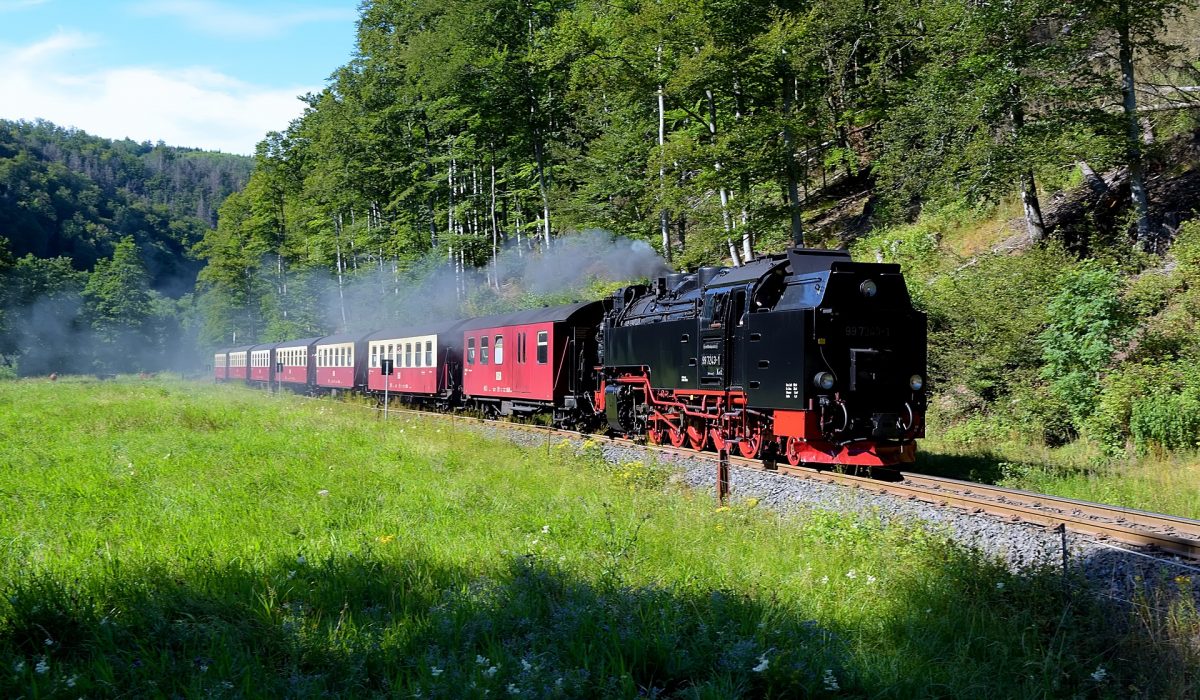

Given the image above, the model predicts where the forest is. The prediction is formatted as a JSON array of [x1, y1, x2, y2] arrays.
[[5, 0, 1200, 459], [0, 120, 252, 374]]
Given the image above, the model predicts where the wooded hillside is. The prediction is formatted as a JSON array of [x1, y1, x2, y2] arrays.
[[194, 0, 1200, 347], [0, 120, 252, 374]]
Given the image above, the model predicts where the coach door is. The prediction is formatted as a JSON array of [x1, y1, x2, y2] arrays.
[[699, 290, 731, 388]]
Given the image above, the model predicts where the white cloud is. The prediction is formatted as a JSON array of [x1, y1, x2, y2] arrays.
[[129, 0, 355, 39], [0, 0, 49, 12], [0, 30, 316, 154]]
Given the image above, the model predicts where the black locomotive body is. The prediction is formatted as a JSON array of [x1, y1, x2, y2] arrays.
[[599, 248, 926, 466]]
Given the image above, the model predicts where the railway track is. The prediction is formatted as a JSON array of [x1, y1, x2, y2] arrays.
[[322, 396, 1200, 561]]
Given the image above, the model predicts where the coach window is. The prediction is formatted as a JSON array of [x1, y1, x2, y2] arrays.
[[371, 345, 378, 368], [494, 335, 504, 365], [467, 337, 476, 364], [425, 340, 433, 367], [415, 341, 423, 367], [480, 336, 490, 364], [403, 342, 410, 368], [536, 331, 548, 364]]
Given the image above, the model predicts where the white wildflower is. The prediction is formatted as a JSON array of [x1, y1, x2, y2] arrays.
[[296, 554, 307, 565], [484, 666, 498, 678], [66, 675, 77, 688], [530, 539, 539, 546], [521, 659, 532, 671], [13, 659, 25, 673], [866, 575, 877, 585], [1091, 665, 1108, 683], [845, 570, 857, 579], [44, 638, 53, 646], [431, 667, 443, 677], [507, 683, 521, 695], [820, 575, 829, 584], [541, 525, 550, 534], [996, 581, 1005, 590], [34, 658, 49, 675], [822, 669, 839, 691], [287, 570, 296, 580], [476, 655, 489, 666], [752, 654, 769, 673], [317, 489, 330, 498]]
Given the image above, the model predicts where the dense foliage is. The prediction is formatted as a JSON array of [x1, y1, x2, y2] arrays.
[[193, 0, 1199, 349]]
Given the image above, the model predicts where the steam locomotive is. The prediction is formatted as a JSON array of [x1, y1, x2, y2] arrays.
[[215, 248, 926, 467]]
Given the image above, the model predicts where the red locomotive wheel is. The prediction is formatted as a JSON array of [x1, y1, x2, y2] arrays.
[[738, 430, 763, 459], [710, 428, 726, 453], [647, 423, 665, 445], [785, 437, 804, 466], [687, 421, 708, 451], [668, 423, 687, 448]]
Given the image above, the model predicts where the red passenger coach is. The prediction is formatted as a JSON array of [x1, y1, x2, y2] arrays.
[[248, 343, 277, 384], [366, 321, 467, 403], [274, 337, 319, 388], [460, 301, 607, 418], [226, 345, 253, 381], [314, 333, 368, 392], [213, 351, 228, 381]]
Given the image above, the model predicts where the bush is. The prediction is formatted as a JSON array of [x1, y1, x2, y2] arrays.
[[1039, 261, 1128, 427], [1130, 391, 1200, 455], [923, 245, 1070, 401]]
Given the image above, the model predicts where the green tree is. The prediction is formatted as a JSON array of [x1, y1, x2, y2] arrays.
[[83, 237, 157, 371]]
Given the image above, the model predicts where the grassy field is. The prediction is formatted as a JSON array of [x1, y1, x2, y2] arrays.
[[0, 378, 1196, 698]]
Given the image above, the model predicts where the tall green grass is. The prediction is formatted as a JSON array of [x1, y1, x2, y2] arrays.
[[0, 378, 1195, 697]]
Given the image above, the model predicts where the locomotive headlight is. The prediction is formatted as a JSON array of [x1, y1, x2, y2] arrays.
[[813, 371, 836, 391], [909, 374, 924, 391], [859, 279, 878, 297]]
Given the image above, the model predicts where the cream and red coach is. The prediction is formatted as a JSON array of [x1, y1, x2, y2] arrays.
[[248, 343, 277, 385], [213, 350, 228, 381], [365, 320, 468, 406], [459, 301, 607, 423], [314, 333, 368, 392], [274, 337, 319, 388], [225, 345, 254, 382]]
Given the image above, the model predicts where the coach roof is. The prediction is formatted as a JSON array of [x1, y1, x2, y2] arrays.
[[366, 319, 470, 341], [459, 300, 605, 331]]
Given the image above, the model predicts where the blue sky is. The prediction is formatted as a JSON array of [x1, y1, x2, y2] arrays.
[[0, 0, 358, 154]]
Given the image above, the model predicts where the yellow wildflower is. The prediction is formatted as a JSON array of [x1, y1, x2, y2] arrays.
[[377, 534, 396, 544]]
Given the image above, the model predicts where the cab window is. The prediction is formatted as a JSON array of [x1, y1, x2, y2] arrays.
[[480, 336, 490, 365], [467, 337, 476, 364]]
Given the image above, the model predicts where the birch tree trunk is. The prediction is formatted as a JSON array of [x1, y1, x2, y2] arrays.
[[706, 87, 742, 265], [333, 212, 347, 331], [490, 158, 499, 289], [1118, 0, 1153, 250], [1008, 95, 1046, 242], [657, 46, 672, 264], [780, 60, 805, 247], [534, 137, 551, 247]]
